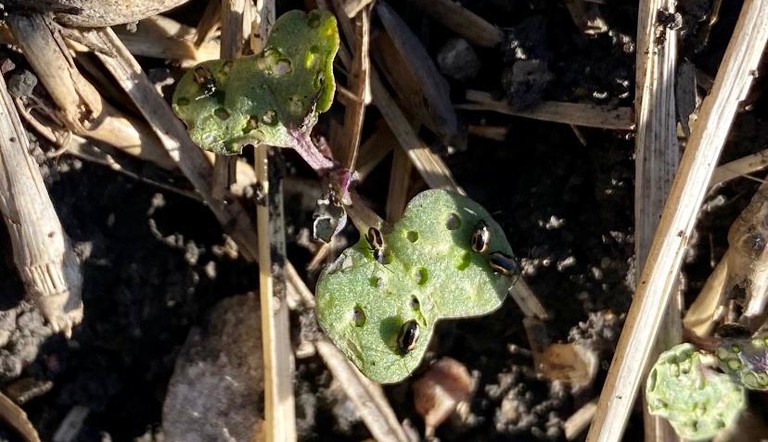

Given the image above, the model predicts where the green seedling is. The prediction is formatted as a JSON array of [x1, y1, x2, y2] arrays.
[[315, 189, 519, 383], [716, 334, 768, 390], [172, 10, 339, 171], [646, 343, 745, 441]]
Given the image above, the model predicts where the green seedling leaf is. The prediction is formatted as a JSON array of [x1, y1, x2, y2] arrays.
[[646, 343, 745, 441], [172, 10, 338, 169], [716, 334, 768, 390], [316, 189, 519, 383]]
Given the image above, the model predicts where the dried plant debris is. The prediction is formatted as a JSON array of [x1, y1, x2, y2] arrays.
[[533, 342, 598, 390], [173, 10, 339, 170], [4, 0, 191, 27], [0, 389, 41, 442], [316, 190, 520, 383], [646, 343, 745, 441], [413, 357, 473, 438], [686, 187, 768, 334]]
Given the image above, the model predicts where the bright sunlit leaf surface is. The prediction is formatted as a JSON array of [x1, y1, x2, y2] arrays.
[[316, 190, 518, 383], [172, 10, 338, 155], [646, 343, 745, 441]]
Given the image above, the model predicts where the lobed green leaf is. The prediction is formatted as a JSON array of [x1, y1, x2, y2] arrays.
[[172, 10, 339, 155], [315, 190, 517, 383], [646, 343, 745, 441]]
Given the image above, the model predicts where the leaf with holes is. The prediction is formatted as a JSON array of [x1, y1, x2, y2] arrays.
[[716, 334, 768, 390], [315, 189, 518, 383], [172, 10, 338, 167], [647, 343, 745, 441]]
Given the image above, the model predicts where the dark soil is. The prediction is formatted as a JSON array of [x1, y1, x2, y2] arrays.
[[0, 0, 764, 441]]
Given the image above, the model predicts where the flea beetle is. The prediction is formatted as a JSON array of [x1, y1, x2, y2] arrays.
[[366, 227, 387, 264], [193, 66, 218, 99], [397, 320, 420, 355], [470, 221, 491, 253], [488, 251, 520, 278]]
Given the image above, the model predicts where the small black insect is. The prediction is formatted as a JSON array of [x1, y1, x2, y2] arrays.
[[397, 320, 420, 355], [488, 251, 521, 278], [470, 221, 491, 253], [193, 66, 218, 99], [366, 227, 387, 264]]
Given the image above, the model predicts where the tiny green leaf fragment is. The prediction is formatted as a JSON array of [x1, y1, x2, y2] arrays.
[[172, 10, 339, 155], [315, 190, 518, 384], [646, 343, 745, 441]]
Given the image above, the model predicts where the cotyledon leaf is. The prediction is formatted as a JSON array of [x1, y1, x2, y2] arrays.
[[315, 189, 518, 384], [646, 343, 745, 441], [172, 9, 338, 156], [716, 334, 768, 390]]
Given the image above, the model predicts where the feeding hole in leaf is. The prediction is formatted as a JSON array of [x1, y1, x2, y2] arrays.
[[202, 133, 217, 145], [414, 267, 428, 285], [352, 304, 366, 327], [455, 251, 471, 271], [257, 48, 284, 76], [313, 72, 324, 89], [261, 110, 277, 125], [274, 59, 292, 76], [288, 95, 304, 114], [307, 12, 322, 28], [406, 230, 419, 243], [214, 107, 230, 120], [244, 116, 259, 133], [445, 213, 461, 230], [410, 296, 420, 310], [369, 275, 382, 288]]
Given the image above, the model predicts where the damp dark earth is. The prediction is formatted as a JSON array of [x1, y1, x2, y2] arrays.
[[0, 0, 765, 441]]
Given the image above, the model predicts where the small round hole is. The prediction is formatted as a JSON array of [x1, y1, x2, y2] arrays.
[[352, 305, 366, 327], [214, 107, 230, 120], [445, 213, 461, 230], [261, 109, 277, 125], [307, 11, 322, 27], [242, 116, 259, 134], [410, 296, 420, 309], [455, 251, 471, 271], [414, 267, 428, 285], [369, 276, 382, 288], [406, 231, 419, 243]]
